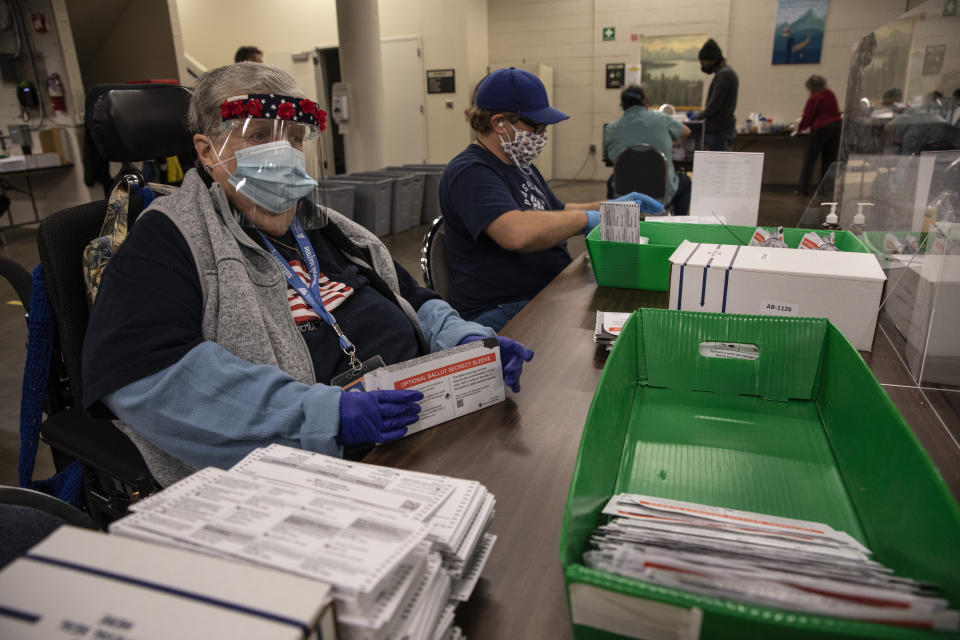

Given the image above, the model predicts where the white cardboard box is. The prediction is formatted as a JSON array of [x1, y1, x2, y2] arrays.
[[0, 526, 337, 639], [668, 240, 886, 351], [883, 253, 960, 386]]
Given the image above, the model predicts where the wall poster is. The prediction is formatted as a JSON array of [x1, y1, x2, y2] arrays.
[[772, 0, 829, 65]]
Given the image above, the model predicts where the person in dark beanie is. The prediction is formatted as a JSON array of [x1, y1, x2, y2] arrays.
[[234, 46, 263, 63], [697, 38, 739, 151]]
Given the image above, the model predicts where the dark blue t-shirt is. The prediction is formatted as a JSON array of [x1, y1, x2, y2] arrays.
[[439, 144, 570, 320]]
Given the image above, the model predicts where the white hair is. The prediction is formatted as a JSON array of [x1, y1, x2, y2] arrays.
[[188, 61, 304, 136]]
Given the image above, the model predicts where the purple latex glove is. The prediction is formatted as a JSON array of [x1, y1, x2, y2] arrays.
[[460, 335, 534, 393], [339, 389, 424, 445]]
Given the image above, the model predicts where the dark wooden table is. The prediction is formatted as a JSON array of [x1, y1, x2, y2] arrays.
[[365, 253, 960, 639]]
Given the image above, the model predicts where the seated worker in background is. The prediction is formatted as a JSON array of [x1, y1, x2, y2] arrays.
[[696, 38, 739, 151], [82, 62, 533, 486], [440, 67, 661, 331], [234, 45, 263, 63], [603, 85, 691, 214]]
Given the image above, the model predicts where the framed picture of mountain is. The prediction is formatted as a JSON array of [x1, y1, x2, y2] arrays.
[[639, 34, 707, 109], [772, 0, 828, 65]]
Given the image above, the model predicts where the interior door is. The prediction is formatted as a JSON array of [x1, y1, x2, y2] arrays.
[[381, 36, 428, 165]]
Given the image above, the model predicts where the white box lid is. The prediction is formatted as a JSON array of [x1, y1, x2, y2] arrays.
[[670, 240, 886, 283], [25, 526, 332, 624]]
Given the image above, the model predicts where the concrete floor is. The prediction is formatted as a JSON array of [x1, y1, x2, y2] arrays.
[[0, 181, 811, 487]]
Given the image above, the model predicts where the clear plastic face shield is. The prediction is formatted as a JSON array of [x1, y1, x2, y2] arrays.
[[211, 93, 329, 230]]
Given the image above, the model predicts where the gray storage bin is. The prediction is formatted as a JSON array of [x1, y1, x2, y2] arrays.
[[354, 171, 418, 234], [326, 176, 392, 236], [388, 165, 441, 224], [319, 183, 355, 221]]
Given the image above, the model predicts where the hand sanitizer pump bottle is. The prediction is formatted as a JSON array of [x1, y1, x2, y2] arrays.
[[820, 202, 840, 230], [852, 202, 872, 236]]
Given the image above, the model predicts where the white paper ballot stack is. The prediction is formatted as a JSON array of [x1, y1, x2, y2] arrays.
[[585, 494, 959, 632], [594, 311, 631, 351], [599, 201, 649, 244], [109, 444, 497, 640]]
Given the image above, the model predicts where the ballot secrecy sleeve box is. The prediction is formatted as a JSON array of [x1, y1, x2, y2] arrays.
[[0, 526, 337, 640], [668, 240, 886, 351], [363, 338, 505, 436]]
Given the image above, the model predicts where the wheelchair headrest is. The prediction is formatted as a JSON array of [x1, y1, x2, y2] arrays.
[[86, 84, 194, 162]]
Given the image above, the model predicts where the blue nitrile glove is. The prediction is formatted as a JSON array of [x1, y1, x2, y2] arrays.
[[687, 110, 698, 120], [339, 389, 424, 445], [583, 209, 601, 235], [459, 335, 534, 393], [612, 191, 665, 214]]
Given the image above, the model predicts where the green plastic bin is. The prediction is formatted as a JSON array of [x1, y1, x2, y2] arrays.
[[561, 309, 960, 639], [860, 230, 928, 270], [584, 223, 869, 291]]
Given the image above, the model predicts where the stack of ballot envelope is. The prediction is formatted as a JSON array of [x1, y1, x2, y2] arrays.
[[594, 311, 631, 351], [584, 494, 959, 632], [110, 444, 497, 640]]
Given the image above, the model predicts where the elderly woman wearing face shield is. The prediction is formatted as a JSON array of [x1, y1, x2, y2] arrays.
[[82, 63, 533, 486]]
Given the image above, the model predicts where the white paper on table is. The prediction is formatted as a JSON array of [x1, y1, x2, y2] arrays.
[[690, 151, 763, 226], [232, 444, 454, 522], [110, 468, 428, 595], [425, 479, 482, 551], [448, 494, 495, 575], [450, 532, 497, 601], [337, 542, 432, 637]]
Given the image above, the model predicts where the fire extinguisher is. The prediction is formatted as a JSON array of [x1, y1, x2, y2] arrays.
[[47, 73, 65, 111]]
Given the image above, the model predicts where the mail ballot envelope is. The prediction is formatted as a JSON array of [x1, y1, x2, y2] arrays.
[[668, 240, 886, 351]]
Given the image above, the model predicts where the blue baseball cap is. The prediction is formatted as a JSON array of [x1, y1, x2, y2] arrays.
[[476, 67, 569, 125]]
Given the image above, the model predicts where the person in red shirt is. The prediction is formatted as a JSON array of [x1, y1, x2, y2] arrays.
[[794, 75, 843, 196]]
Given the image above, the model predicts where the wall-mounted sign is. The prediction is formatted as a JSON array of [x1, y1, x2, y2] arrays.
[[606, 63, 625, 89], [602, 27, 616, 41], [426, 69, 456, 94]]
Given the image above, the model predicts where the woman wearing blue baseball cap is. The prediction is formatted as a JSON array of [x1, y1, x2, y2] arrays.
[[438, 67, 661, 331]]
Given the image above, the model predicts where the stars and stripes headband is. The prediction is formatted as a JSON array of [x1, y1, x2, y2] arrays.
[[220, 93, 327, 131]]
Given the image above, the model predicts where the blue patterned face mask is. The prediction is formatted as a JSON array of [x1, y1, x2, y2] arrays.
[[220, 140, 318, 213]]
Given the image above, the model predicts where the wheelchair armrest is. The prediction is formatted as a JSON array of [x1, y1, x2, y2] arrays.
[[40, 407, 158, 491]]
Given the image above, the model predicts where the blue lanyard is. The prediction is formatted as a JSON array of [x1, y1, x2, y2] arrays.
[[258, 219, 362, 371]]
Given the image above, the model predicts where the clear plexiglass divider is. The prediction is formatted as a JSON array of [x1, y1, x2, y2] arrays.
[[794, 0, 959, 388]]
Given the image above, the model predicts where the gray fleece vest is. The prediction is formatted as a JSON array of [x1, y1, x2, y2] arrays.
[[119, 170, 426, 487]]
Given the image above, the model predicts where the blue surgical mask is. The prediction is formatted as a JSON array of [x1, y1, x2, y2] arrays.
[[222, 140, 318, 213]]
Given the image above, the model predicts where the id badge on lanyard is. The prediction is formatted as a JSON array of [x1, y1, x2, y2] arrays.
[[258, 220, 382, 387]]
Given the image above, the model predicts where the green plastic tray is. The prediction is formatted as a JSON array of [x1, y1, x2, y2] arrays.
[[561, 309, 960, 639], [584, 222, 868, 292], [860, 230, 928, 270]]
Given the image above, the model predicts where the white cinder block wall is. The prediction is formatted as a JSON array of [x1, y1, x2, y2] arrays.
[[489, 0, 908, 181]]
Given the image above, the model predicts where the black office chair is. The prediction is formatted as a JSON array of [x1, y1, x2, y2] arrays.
[[420, 216, 449, 298], [612, 143, 670, 201], [0, 486, 98, 569], [31, 84, 194, 527]]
